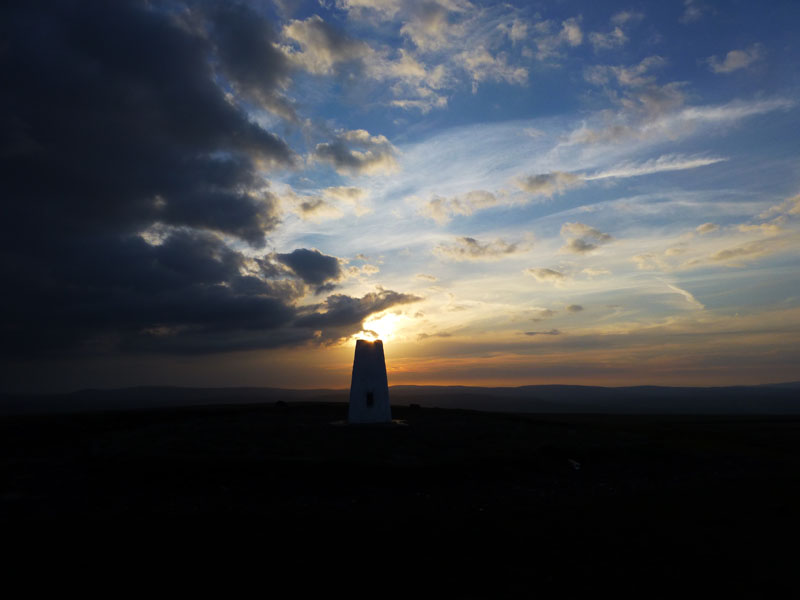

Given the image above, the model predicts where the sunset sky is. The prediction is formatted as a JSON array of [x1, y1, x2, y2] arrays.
[[2, 0, 799, 392]]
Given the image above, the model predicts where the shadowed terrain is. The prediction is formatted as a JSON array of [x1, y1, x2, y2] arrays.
[[3, 392, 800, 593]]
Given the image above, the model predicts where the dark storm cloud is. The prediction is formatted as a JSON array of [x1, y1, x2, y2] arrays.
[[1, 0, 294, 246], [0, 1, 418, 358], [206, 1, 297, 120], [2, 230, 300, 357], [276, 248, 343, 288]]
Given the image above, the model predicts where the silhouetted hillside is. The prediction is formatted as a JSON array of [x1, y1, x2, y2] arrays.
[[3, 401, 800, 593], [3, 383, 799, 415]]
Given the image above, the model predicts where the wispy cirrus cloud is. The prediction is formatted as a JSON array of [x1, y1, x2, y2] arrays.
[[664, 282, 704, 310], [516, 155, 725, 203], [585, 154, 727, 180]]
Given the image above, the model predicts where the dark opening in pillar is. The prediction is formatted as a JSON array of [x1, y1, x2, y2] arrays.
[[366, 391, 374, 407]]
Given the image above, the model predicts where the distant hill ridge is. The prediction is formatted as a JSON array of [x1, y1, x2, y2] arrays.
[[1, 382, 799, 416]]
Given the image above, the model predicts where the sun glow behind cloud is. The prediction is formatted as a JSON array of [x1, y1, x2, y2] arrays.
[[358, 311, 409, 342]]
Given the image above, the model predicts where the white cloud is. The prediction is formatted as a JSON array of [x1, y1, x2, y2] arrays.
[[517, 171, 584, 197], [561, 222, 613, 254], [525, 268, 568, 283], [759, 194, 800, 219], [390, 96, 448, 113], [347, 262, 381, 277], [419, 190, 501, 224], [499, 18, 528, 45], [282, 188, 344, 222], [532, 17, 583, 60], [710, 240, 768, 263], [313, 129, 399, 176], [585, 55, 666, 88], [322, 186, 372, 216], [680, 0, 708, 24], [282, 14, 453, 113], [578, 57, 692, 146], [582, 267, 611, 277], [456, 47, 528, 93], [633, 253, 664, 271], [434, 236, 521, 261], [567, 94, 793, 147], [335, 0, 404, 18], [707, 44, 763, 74], [399, 0, 472, 51], [297, 197, 343, 221], [610, 11, 644, 26], [330, 1, 533, 104], [561, 18, 583, 46], [589, 27, 627, 51], [372, 50, 450, 113], [281, 15, 372, 75], [738, 221, 784, 236], [696, 222, 719, 234], [588, 10, 642, 51]]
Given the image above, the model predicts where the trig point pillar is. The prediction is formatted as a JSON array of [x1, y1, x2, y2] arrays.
[[348, 339, 391, 424]]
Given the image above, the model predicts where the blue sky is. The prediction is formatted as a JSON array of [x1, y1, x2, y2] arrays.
[[2, 0, 798, 390], [250, 0, 800, 386]]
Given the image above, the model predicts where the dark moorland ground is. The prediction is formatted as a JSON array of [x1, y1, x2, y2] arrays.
[[3, 391, 800, 594]]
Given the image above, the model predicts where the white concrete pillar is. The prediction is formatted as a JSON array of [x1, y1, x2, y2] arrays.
[[348, 339, 391, 424]]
